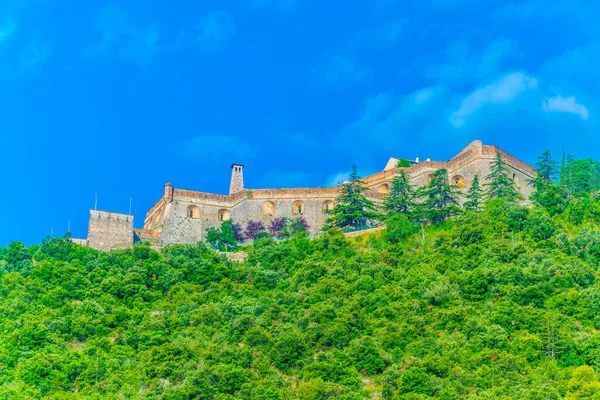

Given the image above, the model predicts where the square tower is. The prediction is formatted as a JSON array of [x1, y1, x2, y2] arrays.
[[230, 164, 244, 195]]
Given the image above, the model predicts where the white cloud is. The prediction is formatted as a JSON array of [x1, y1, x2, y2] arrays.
[[194, 11, 236, 50], [342, 86, 445, 144], [425, 40, 516, 86], [450, 72, 538, 127], [542, 95, 589, 120], [326, 171, 350, 187], [0, 16, 18, 44]]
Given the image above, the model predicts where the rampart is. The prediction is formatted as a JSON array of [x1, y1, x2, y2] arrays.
[[80, 140, 537, 251], [87, 210, 134, 252]]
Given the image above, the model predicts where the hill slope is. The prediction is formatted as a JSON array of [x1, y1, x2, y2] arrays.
[[2, 201, 600, 399]]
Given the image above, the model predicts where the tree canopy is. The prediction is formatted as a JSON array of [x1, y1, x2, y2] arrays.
[[326, 165, 380, 230], [5, 152, 600, 398], [485, 152, 521, 202]]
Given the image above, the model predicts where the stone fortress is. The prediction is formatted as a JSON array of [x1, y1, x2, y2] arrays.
[[75, 140, 537, 251]]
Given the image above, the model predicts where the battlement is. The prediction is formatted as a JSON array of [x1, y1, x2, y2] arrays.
[[87, 210, 134, 251], [482, 145, 537, 175], [250, 188, 339, 197], [83, 139, 536, 251]]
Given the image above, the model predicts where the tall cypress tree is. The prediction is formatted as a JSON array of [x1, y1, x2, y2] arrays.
[[463, 175, 483, 211], [384, 171, 415, 216], [419, 168, 460, 224], [326, 165, 380, 229], [485, 153, 521, 202]]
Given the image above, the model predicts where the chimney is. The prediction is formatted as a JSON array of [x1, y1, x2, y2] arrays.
[[230, 164, 244, 195]]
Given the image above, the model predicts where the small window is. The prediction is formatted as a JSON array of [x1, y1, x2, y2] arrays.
[[322, 200, 334, 213], [218, 209, 231, 222], [263, 201, 275, 216], [187, 205, 200, 219], [293, 200, 305, 215], [452, 175, 466, 188]]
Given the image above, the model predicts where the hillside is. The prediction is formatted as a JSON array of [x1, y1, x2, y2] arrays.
[[3, 197, 600, 399]]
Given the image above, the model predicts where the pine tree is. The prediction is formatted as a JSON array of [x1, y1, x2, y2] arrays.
[[419, 168, 460, 224], [463, 175, 483, 211], [326, 165, 380, 230], [485, 152, 521, 202], [535, 150, 559, 182], [529, 150, 559, 194], [384, 171, 415, 216]]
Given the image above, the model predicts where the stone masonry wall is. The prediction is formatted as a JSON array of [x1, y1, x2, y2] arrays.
[[87, 210, 134, 251], [126, 140, 538, 248]]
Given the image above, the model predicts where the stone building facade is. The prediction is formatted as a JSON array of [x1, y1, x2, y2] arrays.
[[75, 140, 537, 251], [86, 210, 134, 251]]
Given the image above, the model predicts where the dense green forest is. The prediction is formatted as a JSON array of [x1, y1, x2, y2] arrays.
[[4, 153, 600, 398]]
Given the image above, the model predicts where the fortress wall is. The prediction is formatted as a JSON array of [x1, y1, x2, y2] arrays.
[[363, 143, 535, 198], [134, 229, 161, 238], [144, 197, 168, 228], [230, 196, 337, 235], [250, 188, 338, 197], [158, 193, 341, 243], [159, 201, 204, 245], [144, 201, 170, 230], [87, 210, 134, 251], [483, 146, 537, 176], [70, 238, 88, 247]]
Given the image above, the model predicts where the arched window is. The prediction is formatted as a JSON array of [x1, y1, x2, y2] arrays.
[[378, 183, 390, 194], [263, 201, 275, 216], [322, 200, 334, 213], [187, 205, 200, 219], [451, 175, 466, 188], [218, 209, 231, 222], [293, 200, 305, 214]]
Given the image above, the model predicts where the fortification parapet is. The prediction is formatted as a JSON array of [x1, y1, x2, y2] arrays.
[[87, 210, 134, 251]]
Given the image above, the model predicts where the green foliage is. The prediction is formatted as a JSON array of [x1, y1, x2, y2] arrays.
[[383, 171, 415, 217], [561, 156, 600, 195], [383, 214, 416, 244], [5, 195, 600, 398], [326, 165, 381, 230], [207, 220, 241, 251], [417, 168, 460, 224], [396, 158, 413, 168], [464, 174, 483, 211], [485, 152, 521, 202]]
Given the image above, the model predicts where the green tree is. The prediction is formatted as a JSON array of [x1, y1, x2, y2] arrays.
[[206, 220, 240, 251], [418, 168, 460, 224], [535, 150, 559, 183], [463, 175, 483, 211], [396, 158, 413, 168], [384, 171, 415, 216], [561, 157, 600, 195], [326, 165, 380, 230], [485, 152, 521, 202]]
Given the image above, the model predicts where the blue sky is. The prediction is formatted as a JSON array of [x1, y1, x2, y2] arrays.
[[1, 0, 599, 245]]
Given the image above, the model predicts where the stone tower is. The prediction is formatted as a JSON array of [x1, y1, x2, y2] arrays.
[[230, 164, 244, 195], [164, 182, 174, 203], [87, 210, 134, 251]]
